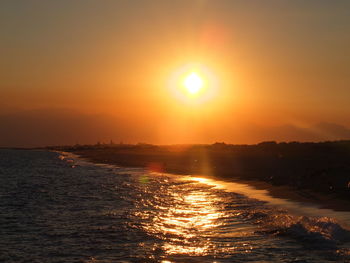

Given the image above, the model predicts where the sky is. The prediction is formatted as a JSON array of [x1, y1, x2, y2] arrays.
[[1, 0, 350, 146]]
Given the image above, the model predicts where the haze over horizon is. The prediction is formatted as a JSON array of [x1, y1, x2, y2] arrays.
[[1, 0, 350, 147]]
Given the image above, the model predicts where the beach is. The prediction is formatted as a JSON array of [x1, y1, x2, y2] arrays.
[[60, 141, 350, 211]]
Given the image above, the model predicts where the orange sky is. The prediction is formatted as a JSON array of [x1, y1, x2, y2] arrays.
[[1, 1, 350, 146]]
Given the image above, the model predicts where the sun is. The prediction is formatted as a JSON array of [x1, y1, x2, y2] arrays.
[[167, 63, 219, 105], [184, 72, 203, 94]]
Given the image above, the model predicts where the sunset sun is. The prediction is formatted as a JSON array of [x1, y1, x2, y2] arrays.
[[168, 63, 220, 105], [184, 72, 203, 95]]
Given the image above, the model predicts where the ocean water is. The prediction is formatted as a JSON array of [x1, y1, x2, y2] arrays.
[[1, 149, 350, 263]]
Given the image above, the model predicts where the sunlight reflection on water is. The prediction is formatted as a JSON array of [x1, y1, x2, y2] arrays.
[[143, 186, 224, 255], [132, 173, 270, 260]]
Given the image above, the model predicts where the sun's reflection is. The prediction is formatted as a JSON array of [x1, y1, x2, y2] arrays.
[[141, 180, 224, 256]]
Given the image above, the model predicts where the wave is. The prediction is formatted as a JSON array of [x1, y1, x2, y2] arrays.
[[237, 200, 350, 260]]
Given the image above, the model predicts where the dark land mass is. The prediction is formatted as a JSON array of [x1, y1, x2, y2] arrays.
[[50, 141, 350, 210]]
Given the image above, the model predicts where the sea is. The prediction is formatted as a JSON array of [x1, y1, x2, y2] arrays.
[[1, 149, 350, 263]]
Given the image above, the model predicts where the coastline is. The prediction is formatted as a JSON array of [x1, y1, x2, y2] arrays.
[[62, 144, 350, 212]]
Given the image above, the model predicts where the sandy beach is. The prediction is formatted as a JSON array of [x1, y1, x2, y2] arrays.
[[58, 141, 350, 211]]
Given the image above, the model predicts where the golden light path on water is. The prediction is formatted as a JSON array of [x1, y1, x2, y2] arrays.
[[160, 191, 221, 255], [141, 183, 226, 256], [134, 173, 264, 259], [135, 172, 350, 260]]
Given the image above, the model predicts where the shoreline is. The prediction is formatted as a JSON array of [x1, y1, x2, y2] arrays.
[[212, 176, 350, 212], [65, 146, 350, 212]]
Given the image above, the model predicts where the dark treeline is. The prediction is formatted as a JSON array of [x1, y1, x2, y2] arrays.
[[52, 141, 350, 200]]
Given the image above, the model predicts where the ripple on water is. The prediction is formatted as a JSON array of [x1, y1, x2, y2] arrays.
[[0, 150, 349, 262]]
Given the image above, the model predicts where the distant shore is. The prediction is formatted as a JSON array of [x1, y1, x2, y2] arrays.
[[52, 141, 350, 211]]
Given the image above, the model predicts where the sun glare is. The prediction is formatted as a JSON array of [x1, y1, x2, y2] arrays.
[[184, 72, 203, 94], [168, 63, 219, 105]]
